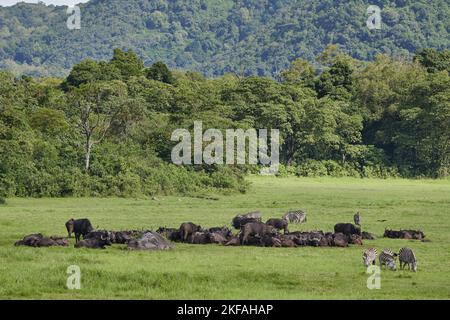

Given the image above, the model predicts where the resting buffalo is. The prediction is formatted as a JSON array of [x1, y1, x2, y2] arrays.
[[362, 231, 376, 240], [332, 233, 349, 247], [84, 230, 113, 242], [266, 218, 289, 234], [334, 223, 361, 236], [15, 234, 69, 247], [349, 234, 363, 245], [208, 226, 232, 238], [179, 222, 202, 242], [156, 227, 181, 242], [240, 222, 277, 245], [66, 218, 94, 243], [127, 232, 173, 250], [384, 229, 425, 240], [111, 231, 133, 244], [189, 232, 211, 244], [209, 232, 228, 244], [225, 236, 240, 246], [74, 235, 111, 249]]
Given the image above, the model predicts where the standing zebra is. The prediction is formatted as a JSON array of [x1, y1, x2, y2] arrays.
[[363, 248, 377, 267], [379, 249, 397, 271], [283, 210, 307, 224], [399, 247, 417, 272], [354, 212, 361, 226]]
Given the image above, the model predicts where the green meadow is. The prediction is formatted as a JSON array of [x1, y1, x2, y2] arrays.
[[0, 176, 449, 300]]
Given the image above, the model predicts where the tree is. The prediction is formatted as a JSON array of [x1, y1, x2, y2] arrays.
[[110, 48, 145, 80], [281, 59, 315, 88], [67, 81, 130, 171], [146, 61, 175, 84], [414, 49, 450, 73]]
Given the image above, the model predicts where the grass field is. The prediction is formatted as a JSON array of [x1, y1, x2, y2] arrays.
[[0, 176, 449, 300]]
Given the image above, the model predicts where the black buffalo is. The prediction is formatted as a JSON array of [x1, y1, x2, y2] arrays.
[[67, 218, 94, 243], [334, 223, 361, 236], [179, 222, 202, 242], [84, 230, 113, 242], [232, 215, 261, 229], [74, 236, 111, 249], [208, 226, 232, 238], [240, 222, 277, 245], [266, 218, 289, 234]]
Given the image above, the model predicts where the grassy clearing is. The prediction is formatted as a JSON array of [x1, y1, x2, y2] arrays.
[[0, 176, 449, 299]]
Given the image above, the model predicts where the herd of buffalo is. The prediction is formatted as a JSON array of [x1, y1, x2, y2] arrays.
[[14, 210, 426, 251]]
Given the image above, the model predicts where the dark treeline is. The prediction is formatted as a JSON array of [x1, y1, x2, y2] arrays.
[[0, 47, 449, 198]]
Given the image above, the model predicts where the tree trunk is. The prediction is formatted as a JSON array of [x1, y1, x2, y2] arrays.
[[85, 139, 93, 171]]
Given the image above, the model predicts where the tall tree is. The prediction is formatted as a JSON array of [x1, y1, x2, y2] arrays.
[[67, 81, 130, 171]]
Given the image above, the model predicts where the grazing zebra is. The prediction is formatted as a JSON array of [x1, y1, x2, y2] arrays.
[[354, 212, 361, 226], [379, 249, 397, 271], [282, 210, 307, 224], [399, 247, 417, 272], [363, 248, 377, 267]]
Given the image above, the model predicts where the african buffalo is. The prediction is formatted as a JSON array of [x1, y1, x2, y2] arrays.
[[189, 232, 211, 244], [224, 236, 240, 246], [74, 235, 111, 249], [332, 233, 349, 247], [66, 218, 94, 243], [84, 230, 113, 242], [127, 232, 173, 250], [179, 222, 202, 242], [232, 215, 261, 229], [266, 218, 289, 234], [362, 231, 376, 240], [209, 232, 228, 244], [349, 234, 363, 245], [240, 222, 277, 245], [14, 234, 69, 247], [334, 223, 361, 236], [208, 226, 232, 238]]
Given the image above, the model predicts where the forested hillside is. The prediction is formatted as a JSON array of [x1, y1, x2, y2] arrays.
[[1, 47, 449, 198], [0, 0, 449, 77]]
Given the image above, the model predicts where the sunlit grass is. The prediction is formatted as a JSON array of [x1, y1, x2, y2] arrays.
[[0, 176, 449, 299]]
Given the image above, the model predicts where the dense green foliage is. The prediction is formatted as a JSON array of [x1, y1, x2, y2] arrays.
[[1, 47, 450, 197], [0, 0, 449, 77], [1, 176, 449, 299]]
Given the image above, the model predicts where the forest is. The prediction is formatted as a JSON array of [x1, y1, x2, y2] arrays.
[[0, 46, 449, 199], [0, 0, 449, 77]]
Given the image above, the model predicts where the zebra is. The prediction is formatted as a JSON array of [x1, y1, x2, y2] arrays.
[[363, 248, 377, 267], [379, 249, 397, 271], [354, 212, 361, 226], [399, 247, 417, 272], [282, 210, 307, 224]]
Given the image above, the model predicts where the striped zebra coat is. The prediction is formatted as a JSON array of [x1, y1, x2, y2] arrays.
[[363, 248, 377, 267], [282, 210, 307, 224], [354, 212, 361, 226], [399, 247, 417, 272], [379, 249, 397, 271]]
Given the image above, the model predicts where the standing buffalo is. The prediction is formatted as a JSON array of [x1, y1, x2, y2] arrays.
[[334, 223, 361, 236], [240, 222, 277, 245], [232, 215, 261, 229], [179, 222, 202, 242], [266, 218, 289, 234], [66, 218, 94, 243]]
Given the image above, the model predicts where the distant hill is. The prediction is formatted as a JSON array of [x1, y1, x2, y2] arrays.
[[0, 0, 449, 77]]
